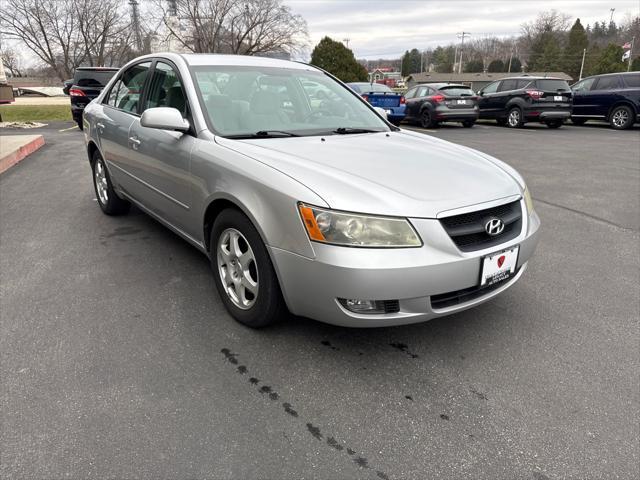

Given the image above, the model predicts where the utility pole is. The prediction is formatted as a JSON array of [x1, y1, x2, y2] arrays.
[[457, 32, 470, 74], [579, 48, 586, 80], [610, 8, 615, 24], [628, 37, 635, 72], [507, 49, 513, 73], [343, 38, 350, 49]]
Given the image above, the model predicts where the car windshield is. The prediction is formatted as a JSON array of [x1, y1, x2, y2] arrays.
[[356, 83, 393, 93], [192, 66, 390, 138], [439, 86, 475, 96]]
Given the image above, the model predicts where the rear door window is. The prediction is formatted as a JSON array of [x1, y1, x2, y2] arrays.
[[622, 74, 640, 88], [516, 79, 533, 89], [104, 62, 151, 114], [404, 88, 417, 99], [534, 79, 571, 91], [593, 76, 620, 91], [498, 79, 518, 92]]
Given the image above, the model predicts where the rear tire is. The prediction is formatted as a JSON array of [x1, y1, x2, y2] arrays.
[[462, 120, 475, 128], [545, 120, 563, 129], [92, 150, 130, 215], [609, 105, 634, 130], [76, 120, 84, 130], [210, 208, 288, 328], [571, 117, 587, 126], [420, 109, 435, 128], [506, 107, 524, 128]]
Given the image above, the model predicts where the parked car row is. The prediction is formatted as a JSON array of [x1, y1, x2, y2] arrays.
[[63, 67, 119, 129], [351, 72, 640, 130]]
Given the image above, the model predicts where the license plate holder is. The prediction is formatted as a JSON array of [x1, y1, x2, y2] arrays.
[[554, 95, 563, 101], [480, 246, 519, 287]]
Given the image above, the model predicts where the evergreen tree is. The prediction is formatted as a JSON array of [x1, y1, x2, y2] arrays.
[[591, 43, 626, 74], [464, 57, 484, 73], [310, 37, 368, 82], [508, 57, 522, 73], [631, 57, 640, 72], [487, 59, 504, 72], [563, 18, 589, 79]]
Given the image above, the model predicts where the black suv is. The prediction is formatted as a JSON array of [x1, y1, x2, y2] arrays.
[[477, 76, 572, 128], [571, 72, 640, 130], [66, 67, 119, 129]]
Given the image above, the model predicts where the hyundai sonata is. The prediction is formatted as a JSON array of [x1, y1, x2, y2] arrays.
[[83, 53, 540, 328]]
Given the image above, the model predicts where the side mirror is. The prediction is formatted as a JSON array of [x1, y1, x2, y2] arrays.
[[373, 106, 388, 119], [478, 90, 484, 96], [141, 107, 190, 132]]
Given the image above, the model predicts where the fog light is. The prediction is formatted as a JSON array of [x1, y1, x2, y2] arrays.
[[338, 298, 400, 314]]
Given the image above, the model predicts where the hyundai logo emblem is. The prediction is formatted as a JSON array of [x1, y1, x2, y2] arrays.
[[485, 218, 505, 236]]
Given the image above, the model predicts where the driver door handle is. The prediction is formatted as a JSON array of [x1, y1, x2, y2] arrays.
[[129, 136, 141, 150]]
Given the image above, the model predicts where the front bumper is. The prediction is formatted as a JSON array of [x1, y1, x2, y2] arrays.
[[271, 201, 540, 327]]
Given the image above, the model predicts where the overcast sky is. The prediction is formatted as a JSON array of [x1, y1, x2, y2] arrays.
[[286, 0, 640, 59]]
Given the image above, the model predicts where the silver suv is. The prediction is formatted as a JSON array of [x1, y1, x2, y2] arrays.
[[84, 53, 540, 328]]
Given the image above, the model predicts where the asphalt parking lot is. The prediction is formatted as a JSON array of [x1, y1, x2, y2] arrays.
[[1, 121, 638, 479]]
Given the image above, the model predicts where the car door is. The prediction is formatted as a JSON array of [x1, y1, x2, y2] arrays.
[[570, 77, 596, 117], [589, 75, 623, 117], [477, 81, 500, 117], [403, 87, 418, 119], [127, 60, 197, 233], [97, 61, 152, 194]]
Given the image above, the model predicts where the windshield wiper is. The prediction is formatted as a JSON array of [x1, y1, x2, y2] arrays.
[[333, 127, 380, 135], [225, 130, 300, 139]]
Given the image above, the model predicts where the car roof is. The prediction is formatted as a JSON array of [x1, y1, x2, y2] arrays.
[[76, 67, 119, 71], [498, 76, 564, 81], [180, 53, 317, 71]]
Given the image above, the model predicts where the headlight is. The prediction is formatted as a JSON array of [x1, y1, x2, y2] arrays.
[[298, 204, 422, 247], [523, 186, 535, 214]]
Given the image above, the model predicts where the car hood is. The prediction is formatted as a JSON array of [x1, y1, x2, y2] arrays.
[[216, 130, 522, 218]]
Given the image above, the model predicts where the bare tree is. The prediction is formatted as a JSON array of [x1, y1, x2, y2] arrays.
[[153, 0, 307, 56], [4, 0, 85, 80], [0, 48, 24, 77], [75, 0, 132, 66]]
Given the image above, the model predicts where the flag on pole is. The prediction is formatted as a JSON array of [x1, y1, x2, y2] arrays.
[[622, 50, 631, 61], [622, 41, 632, 49]]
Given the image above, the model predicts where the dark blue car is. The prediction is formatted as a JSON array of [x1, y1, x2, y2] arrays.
[[347, 82, 406, 125], [571, 72, 640, 129]]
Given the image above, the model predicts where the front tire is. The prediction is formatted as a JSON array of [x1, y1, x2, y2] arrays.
[[211, 209, 287, 328], [609, 105, 634, 130], [506, 107, 524, 128], [92, 150, 130, 215]]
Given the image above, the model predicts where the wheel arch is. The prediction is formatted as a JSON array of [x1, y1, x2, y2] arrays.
[[87, 140, 100, 165], [607, 100, 637, 119]]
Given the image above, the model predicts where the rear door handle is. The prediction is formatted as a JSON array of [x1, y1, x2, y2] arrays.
[[129, 136, 141, 150], [96, 122, 105, 133]]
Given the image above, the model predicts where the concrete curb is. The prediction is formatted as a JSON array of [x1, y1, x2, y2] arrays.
[[0, 135, 45, 175]]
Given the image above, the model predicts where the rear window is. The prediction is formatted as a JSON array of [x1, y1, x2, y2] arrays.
[[622, 74, 640, 88], [439, 86, 475, 96], [73, 69, 117, 87], [535, 79, 571, 91]]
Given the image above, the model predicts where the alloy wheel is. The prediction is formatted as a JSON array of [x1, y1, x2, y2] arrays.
[[612, 108, 629, 128], [507, 109, 520, 127], [216, 228, 259, 310], [94, 159, 109, 205]]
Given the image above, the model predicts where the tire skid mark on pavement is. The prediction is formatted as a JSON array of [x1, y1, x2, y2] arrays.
[[220, 348, 391, 480]]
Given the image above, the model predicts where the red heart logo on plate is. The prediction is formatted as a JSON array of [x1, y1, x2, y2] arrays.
[[497, 255, 506, 268]]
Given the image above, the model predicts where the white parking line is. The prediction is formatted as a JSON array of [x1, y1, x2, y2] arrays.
[[58, 125, 78, 132]]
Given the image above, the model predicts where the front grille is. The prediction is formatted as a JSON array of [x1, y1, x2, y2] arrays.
[[430, 267, 520, 310], [439, 200, 522, 252]]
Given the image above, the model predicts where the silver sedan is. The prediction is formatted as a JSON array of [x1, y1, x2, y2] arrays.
[[83, 53, 540, 328]]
